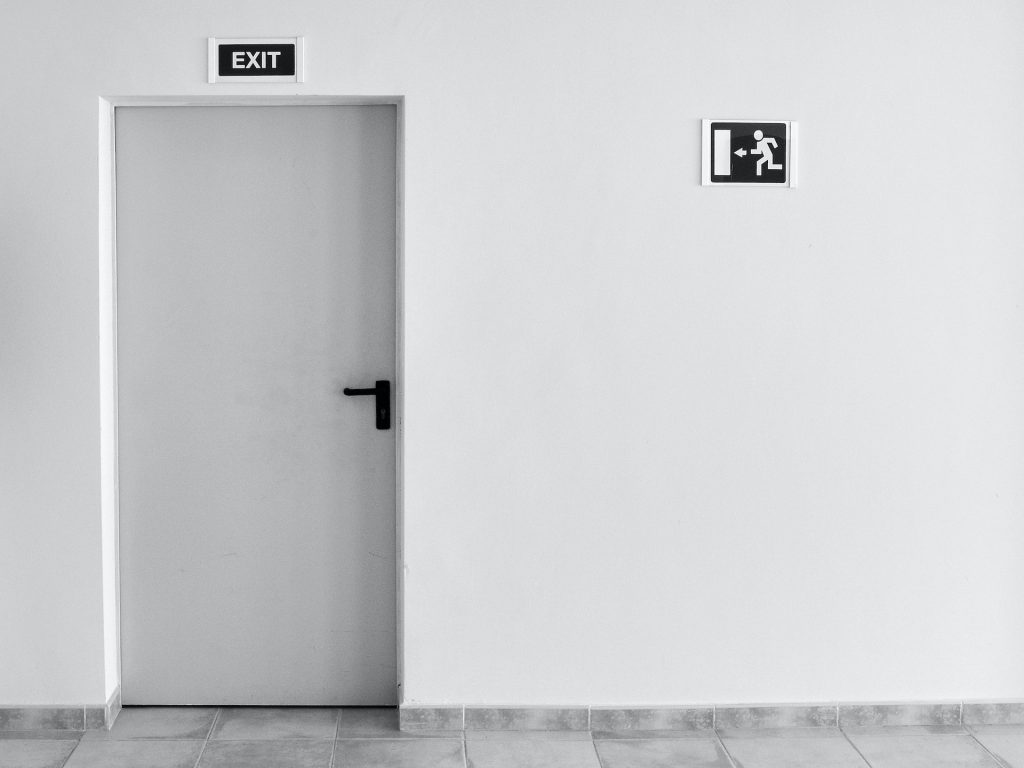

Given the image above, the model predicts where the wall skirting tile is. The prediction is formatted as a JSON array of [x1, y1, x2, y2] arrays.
[[465, 706, 589, 731], [0, 687, 121, 732], [399, 705, 464, 731], [963, 701, 1024, 725], [0, 707, 85, 731], [400, 700, 1024, 732], [839, 702, 961, 728], [714, 704, 838, 729], [590, 707, 713, 732]]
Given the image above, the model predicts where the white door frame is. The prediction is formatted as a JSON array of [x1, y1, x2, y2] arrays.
[[98, 95, 406, 705]]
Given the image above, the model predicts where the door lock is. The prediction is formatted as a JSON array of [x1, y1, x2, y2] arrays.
[[343, 380, 391, 430]]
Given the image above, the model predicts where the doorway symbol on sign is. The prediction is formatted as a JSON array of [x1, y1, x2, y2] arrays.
[[751, 129, 783, 175]]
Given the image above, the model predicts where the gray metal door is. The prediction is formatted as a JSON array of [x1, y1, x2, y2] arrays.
[[116, 105, 397, 704]]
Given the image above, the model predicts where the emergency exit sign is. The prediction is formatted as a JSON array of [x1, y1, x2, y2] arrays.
[[208, 37, 304, 83], [701, 120, 797, 187]]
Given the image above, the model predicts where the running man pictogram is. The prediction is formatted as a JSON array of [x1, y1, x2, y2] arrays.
[[750, 129, 783, 176]]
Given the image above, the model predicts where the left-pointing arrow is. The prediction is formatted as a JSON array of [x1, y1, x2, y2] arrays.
[[734, 148, 747, 157]]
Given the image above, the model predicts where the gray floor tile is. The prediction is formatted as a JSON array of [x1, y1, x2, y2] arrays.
[[334, 738, 465, 768], [0, 731, 82, 740], [63, 739, 204, 768], [337, 707, 457, 739], [970, 728, 1024, 767], [468, 738, 601, 768], [0, 740, 78, 768], [595, 738, 732, 768], [198, 739, 333, 768], [211, 707, 338, 740], [973, 726, 1024, 737], [845, 732, 1002, 767], [721, 731, 867, 768], [81, 706, 217, 740]]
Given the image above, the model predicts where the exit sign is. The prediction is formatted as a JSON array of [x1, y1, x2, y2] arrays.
[[208, 37, 304, 83], [701, 120, 798, 187]]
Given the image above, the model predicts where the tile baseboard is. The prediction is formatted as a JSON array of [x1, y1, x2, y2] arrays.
[[466, 706, 589, 731], [1, 686, 121, 732], [400, 700, 1024, 732]]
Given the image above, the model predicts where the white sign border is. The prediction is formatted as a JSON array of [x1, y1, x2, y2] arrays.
[[208, 37, 305, 84], [701, 119, 798, 188]]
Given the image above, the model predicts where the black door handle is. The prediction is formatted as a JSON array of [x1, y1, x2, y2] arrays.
[[343, 379, 391, 430]]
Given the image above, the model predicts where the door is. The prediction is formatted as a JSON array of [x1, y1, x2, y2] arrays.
[[115, 105, 398, 705]]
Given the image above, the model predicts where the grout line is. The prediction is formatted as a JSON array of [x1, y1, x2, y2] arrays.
[[328, 707, 340, 768], [967, 728, 1011, 768], [192, 707, 222, 768], [712, 728, 740, 768], [838, 726, 876, 768], [206, 708, 222, 741], [591, 733, 606, 768], [57, 736, 78, 768]]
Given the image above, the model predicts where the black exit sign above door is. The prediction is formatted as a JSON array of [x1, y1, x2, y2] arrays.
[[208, 37, 304, 83]]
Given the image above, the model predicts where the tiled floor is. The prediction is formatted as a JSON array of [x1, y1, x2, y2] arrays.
[[2, 708, 1024, 767]]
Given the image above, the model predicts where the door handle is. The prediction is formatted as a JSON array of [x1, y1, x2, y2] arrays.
[[343, 379, 391, 430]]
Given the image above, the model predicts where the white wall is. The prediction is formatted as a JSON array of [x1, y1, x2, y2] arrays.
[[2, 0, 1022, 706]]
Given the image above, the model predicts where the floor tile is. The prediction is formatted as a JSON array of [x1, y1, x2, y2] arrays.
[[595, 738, 733, 768], [198, 739, 333, 768], [845, 732, 1002, 767], [337, 707, 457, 739], [0, 740, 78, 768], [467, 738, 601, 768], [720, 730, 867, 767], [970, 727, 1024, 767], [81, 706, 217, 740], [334, 738, 465, 768], [973, 726, 1024, 736], [211, 707, 338, 740], [63, 739, 204, 768]]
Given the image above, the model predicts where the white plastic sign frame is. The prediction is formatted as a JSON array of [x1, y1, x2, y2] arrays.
[[208, 37, 305, 84], [701, 119, 798, 188]]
